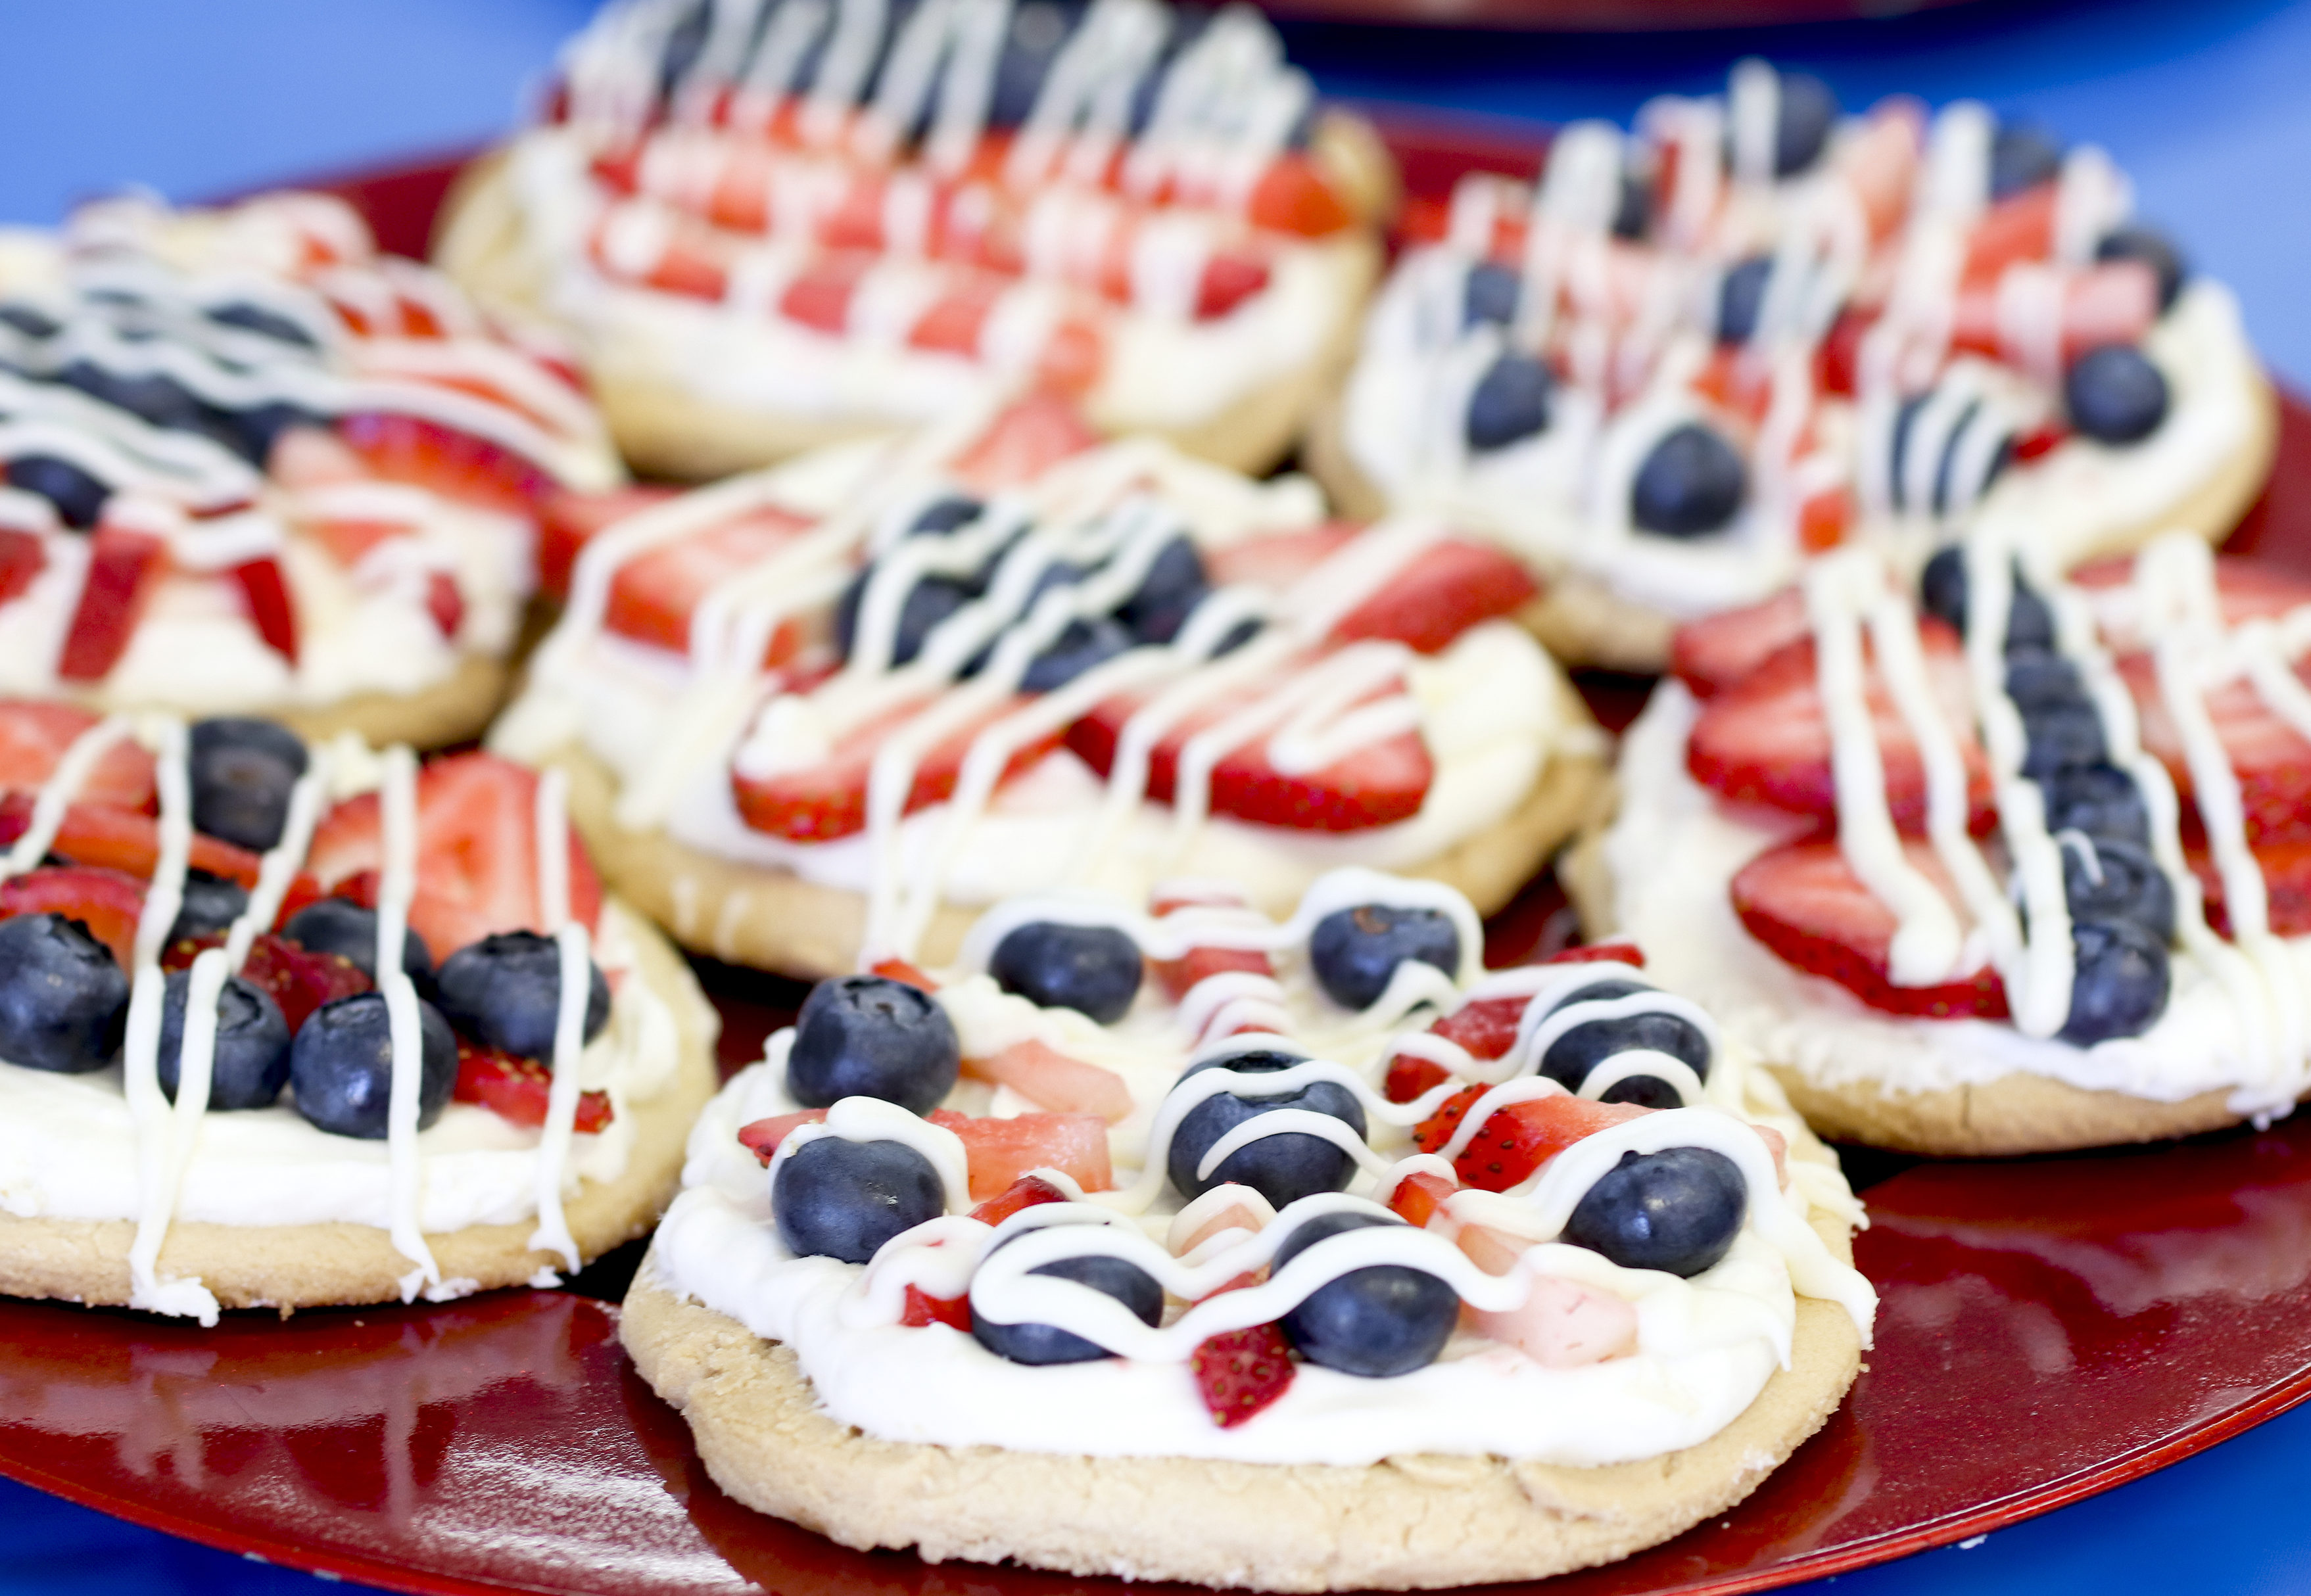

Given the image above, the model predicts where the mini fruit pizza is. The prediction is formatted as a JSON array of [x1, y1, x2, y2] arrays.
[[1581, 529, 2311, 1156], [1308, 62, 2275, 672], [488, 395, 1605, 979], [623, 869, 1874, 1589], [0, 703, 718, 1319], [0, 191, 621, 745], [434, 0, 1393, 482]]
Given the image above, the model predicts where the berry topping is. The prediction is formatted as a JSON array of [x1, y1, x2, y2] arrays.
[[963, 1039, 1133, 1121], [732, 694, 1059, 844], [2005, 651, 2108, 778], [187, 716, 310, 853], [1989, 124, 2064, 200], [236, 934, 371, 1034], [1547, 941, 1648, 967], [288, 991, 458, 1139], [0, 912, 128, 1072], [989, 921, 1144, 1023], [1191, 1322, 1297, 1428], [3, 865, 144, 968], [168, 867, 249, 943], [2062, 918, 2171, 1044], [1419, 1091, 1649, 1191], [1385, 1168, 1458, 1227], [2042, 762, 2151, 845], [973, 1239, 1163, 1365], [1563, 1146, 1748, 1277], [1309, 903, 1460, 1010], [833, 570, 972, 667], [453, 1040, 613, 1132], [1166, 1050, 1366, 1208], [280, 897, 434, 985], [901, 1284, 974, 1331], [1464, 353, 1553, 452], [1537, 1000, 1709, 1108], [786, 974, 961, 1115], [1116, 536, 1210, 646], [1462, 260, 1519, 328], [1717, 256, 1771, 344], [158, 971, 291, 1110], [2061, 836, 2176, 943], [2064, 344, 2170, 445], [1329, 539, 1538, 657], [433, 930, 610, 1062], [1612, 170, 1652, 239], [1022, 617, 1133, 692], [1631, 423, 1746, 538], [1151, 940, 1274, 1002], [1273, 1211, 1458, 1378], [927, 1108, 1114, 1198], [0, 791, 261, 888], [1771, 74, 1839, 176], [1669, 589, 1811, 698], [967, 1173, 1074, 1226], [1918, 547, 2056, 652], [2096, 225, 2187, 314], [7, 455, 108, 529], [907, 495, 986, 538], [0, 701, 155, 810], [773, 1134, 947, 1264]]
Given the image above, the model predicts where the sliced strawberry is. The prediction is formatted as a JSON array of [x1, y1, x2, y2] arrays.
[[1195, 252, 1272, 319], [1033, 318, 1106, 398], [452, 1039, 615, 1132], [1382, 1054, 1451, 1103], [966, 1173, 1072, 1225], [909, 282, 1002, 356], [1545, 941, 1646, 968], [0, 794, 263, 887], [603, 508, 813, 659], [1329, 538, 1537, 655], [1412, 1085, 1486, 1156], [230, 555, 299, 664], [962, 1039, 1134, 1123], [1730, 836, 2011, 1019], [2120, 654, 2311, 849], [1190, 1322, 1295, 1428], [1386, 1169, 1458, 1228], [1151, 943, 1274, 1000], [0, 701, 155, 808], [1247, 152, 1354, 237], [730, 695, 1059, 844], [870, 957, 938, 991], [926, 1109, 1112, 1200], [337, 412, 548, 517], [239, 933, 372, 1033], [1798, 484, 1851, 553], [1961, 184, 2057, 283], [2076, 555, 2311, 661], [2189, 843, 2311, 937], [58, 525, 167, 683], [1444, 1095, 1652, 1193], [425, 570, 464, 640], [0, 865, 145, 968], [778, 254, 872, 335], [901, 1284, 974, 1331], [1432, 994, 1531, 1060], [0, 528, 45, 604], [535, 484, 684, 599], [1671, 588, 1809, 698], [947, 394, 1100, 493], [738, 1108, 829, 1165], [1204, 523, 1359, 590]]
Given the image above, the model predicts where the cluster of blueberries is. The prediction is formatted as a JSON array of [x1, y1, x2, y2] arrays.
[[0, 718, 611, 1137], [767, 903, 1749, 1378], [1919, 548, 2172, 1042]]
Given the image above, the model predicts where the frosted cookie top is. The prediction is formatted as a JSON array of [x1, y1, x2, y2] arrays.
[[652, 869, 1874, 1467]]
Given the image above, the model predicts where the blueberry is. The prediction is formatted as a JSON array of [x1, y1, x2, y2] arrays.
[[1773, 73, 1839, 177], [2041, 763, 2150, 845], [434, 931, 609, 1062], [986, 0, 1080, 128], [832, 570, 973, 666], [2095, 225, 2187, 315], [288, 991, 456, 1138], [167, 867, 250, 944], [1918, 548, 2055, 651], [1717, 256, 1772, 345], [1611, 171, 1652, 240], [1116, 535, 1210, 645], [218, 400, 329, 467], [1273, 1211, 1457, 1377], [187, 716, 308, 852], [1930, 400, 2013, 515], [2059, 836, 2175, 943], [0, 913, 128, 1072], [907, 494, 984, 538], [1463, 260, 1520, 329], [1464, 352, 1553, 452], [1165, 1050, 1366, 1208], [1989, 124, 2064, 200], [281, 897, 433, 984], [773, 1135, 947, 1264], [1563, 1146, 1748, 1277], [656, 0, 711, 95], [60, 361, 206, 433], [2003, 647, 2085, 709], [2061, 918, 2170, 1044], [207, 300, 320, 348], [1538, 1009, 1711, 1107], [158, 971, 291, 1109], [2064, 344, 2169, 445], [2007, 659, 2107, 778], [1631, 423, 1746, 538], [787, 974, 961, 1114], [6, 454, 109, 530], [0, 302, 59, 339], [972, 1244, 1162, 1365], [989, 920, 1143, 1023], [1309, 904, 1460, 1010], [1022, 616, 1133, 692]]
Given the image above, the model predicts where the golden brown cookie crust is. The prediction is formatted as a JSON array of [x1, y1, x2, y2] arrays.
[[58, 650, 512, 755], [0, 905, 721, 1313]]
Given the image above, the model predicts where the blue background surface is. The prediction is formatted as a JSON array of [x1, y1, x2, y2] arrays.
[[4, 2, 2311, 1591]]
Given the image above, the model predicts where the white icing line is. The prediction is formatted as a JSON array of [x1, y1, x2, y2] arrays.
[[0, 716, 134, 883], [530, 764, 587, 1273], [376, 745, 439, 1294]]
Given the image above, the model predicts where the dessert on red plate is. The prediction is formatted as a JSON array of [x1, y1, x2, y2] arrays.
[[489, 394, 1607, 978], [1308, 60, 2275, 673], [434, 0, 1394, 482], [0, 191, 621, 745]]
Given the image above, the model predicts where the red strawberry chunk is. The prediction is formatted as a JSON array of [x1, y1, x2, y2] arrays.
[[425, 571, 465, 641], [2074, 554, 2311, 652], [452, 1039, 615, 1132], [230, 555, 299, 664], [1247, 152, 1355, 237], [730, 695, 1059, 844], [1730, 836, 2011, 1020], [947, 394, 1100, 492], [1151, 943, 1274, 1000], [1431, 994, 1531, 1061], [0, 866, 145, 968], [337, 413, 548, 518], [1545, 941, 1646, 968], [967, 1173, 1073, 1225], [738, 1109, 828, 1165], [1204, 524, 1359, 590], [1412, 1085, 1487, 1155], [1446, 1095, 1652, 1192], [0, 528, 43, 605], [58, 525, 167, 683], [1190, 1323, 1295, 1428], [1387, 1169, 1458, 1228], [1196, 252, 1272, 319], [901, 1284, 974, 1331], [1669, 590, 1810, 699], [1329, 538, 1537, 655], [0, 793, 264, 887], [535, 484, 684, 599], [240, 933, 373, 1033], [926, 1109, 1112, 1200], [0, 701, 155, 809], [2191, 842, 2311, 938], [962, 1039, 1134, 1123], [870, 957, 938, 991], [604, 508, 813, 659], [1382, 1054, 1451, 1103]]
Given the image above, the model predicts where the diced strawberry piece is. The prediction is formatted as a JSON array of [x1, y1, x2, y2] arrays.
[[1204, 523, 1360, 590], [909, 283, 1000, 356], [269, 425, 371, 488], [1382, 1053, 1451, 1103], [1151, 943, 1274, 1000], [1173, 1196, 1269, 1259], [1472, 1275, 1638, 1367], [0, 701, 155, 809], [1730, 836, 2011, 1019], [58, 525, 167, 683], [1544, 941, 1646, 968], [2013, 421, 2069, 462], [1387, 1169, 1457, 1228], [1669, 589, 1809, 698], [1961, 184, 2057, 282], [603, 509, 813, 658], [779, 254, 871, 334], [1951, 260, 2156, 366], [1247, 153, 1354, 237], [1412, 1085, 1486, 1155], [926, 1109, 1113, 1200], [306, 515, 412, 569], [1432, 994, 1531, 1061], [1447, 1095, 1651, 1192], [901, 1284, 974, 1330], [1190, 1322, 1295, 1428], [0, 865, 145, 968], [240, 933, 372, 1033], [947, 394, 1100, 492], [963, 1039, 1135, 1123], [1814, 306, 1872, 398], [337, 412, 548, 517], [425, 571, 464, 640], [1454, 1220, 1525, 1275], [1329, 538, 1537, 655], [730, 695, 1059, 843], [1033, 319, 1106, 398], [870, 958, 938, 991], [738, 1108, 829, 1166], [230, 555, 299, 664], [2191, 843, 2311, 938], [1195, 253, 1271, 319], [966, 1173, 1072, 1225], [535, 485, 683, 599], [1798, 484, 1851, 553], [2073, 555, 2311, 650], [0, 794, 263, 887], [452, 1039, 615, 1132], [0, 528, 45, 604]]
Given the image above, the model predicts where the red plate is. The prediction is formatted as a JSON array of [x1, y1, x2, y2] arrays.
[[4, 133, 2310, 1595]]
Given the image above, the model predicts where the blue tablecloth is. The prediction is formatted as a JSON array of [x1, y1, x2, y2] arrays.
[[4, 3, 2309, 1591]]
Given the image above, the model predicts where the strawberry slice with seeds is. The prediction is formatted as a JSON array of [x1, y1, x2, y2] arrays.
[[58, 525, 168, 683], [2120, 653, 2311, 849], [337, 413, 548, 517], [0, 793, 263, 887], [901, 1285, 974, 1331], [1383, 1054, 1452, 1103], [1329, 538, 1537, 655], [1442, 1094, 1652, 1192], [926, 1109, 1112, 1200], [738, 1109, 828, 1165], [453, 1039, 615, 1131], [239, 933, 373, 1032], [0, 701, 155, 809], [1730, 836, 2011, 1019], [1190, 1323, 1295, 1428], [0, 865, 145, 968], [535, 484, 684, 599], [2073, 553, 2311, 653], [604, 508, 813, 659], [730, 695, 1059, 844], [1382, 992, 1531, 1102], [2189, 843, 2311, 938], [1671, 589, 1810, 698], [967, 1173, 1073, 1225]]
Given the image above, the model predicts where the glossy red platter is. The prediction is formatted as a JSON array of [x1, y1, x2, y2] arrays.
[[5, 127, 2311, 1596]]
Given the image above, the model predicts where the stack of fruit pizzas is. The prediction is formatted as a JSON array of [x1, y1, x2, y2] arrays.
[[1308, 62, 2275, 671], [0, 191, 622, 745], [624, 869, 1874, 1588], [435, 0, 1394, 481]]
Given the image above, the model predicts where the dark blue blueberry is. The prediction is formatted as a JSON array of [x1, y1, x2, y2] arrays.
[[787, 974, 961, 1114], [1212, 616, 1264, 657], [1464, 352, 1553, 452], [773, 1135, 947, 1264], [1918, 547, 2055, 651], [1538, 1004, 1711, 1106], [188, 716, 308, 852], [0, 912, 128, 1072], [2061, 918, 2170, 1044], [218, 400, 329, 467], [207, 300, 320, 347], [288, 991, 456, 1138], [2007, 657, 2107, 778], [1888, 394, 1930, 512], [832, 570, 974, 666], [2064, 344, 2170, 445], [2003, 647, 2085, 709], [2060, 836, 2175, 943], [59, 361, 207, 433], [1930, 400, 2012, 515], [1611, 170, 1652, 240], [655, 0, 712, 97], [1022, 615, 1133, 692], [1273, 1211, 1457, 1377], [2041, 763, 2150, 845], [1310, 903, 1460, 1010], [1773, 73, 1840, 176], [1166, 1049, 1366, 1208], [281, 897, 433, 984], [972, 1240, 1162, 1364], [168, 868, 249, 943], [433, 931, 609, 1062], [1462, 260, 1521, 329], [986, 0, 1082, 128], [2095, 225, 2187, 314], [1118, 535, 1210, 645], [1631, 423, 1746, 538], [1717, 256, 1772, 345], [1563, 1146, 1748, 1277], [6, 454, 109, 530], [989, 921, 1143, 1023], [907, 494, 985, 538], [0, 302, 59, 339], [1989, 124, 2064, 200], [158, 970, 291, 1110]]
